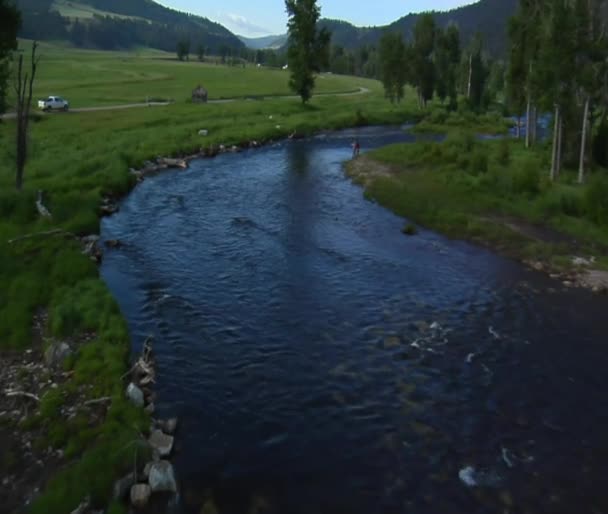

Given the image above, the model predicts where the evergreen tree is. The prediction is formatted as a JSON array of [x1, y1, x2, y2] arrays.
[[285, 0, 331, 103]]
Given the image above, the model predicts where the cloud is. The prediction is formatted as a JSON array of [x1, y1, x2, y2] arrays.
[[216, 11, 272, 37]]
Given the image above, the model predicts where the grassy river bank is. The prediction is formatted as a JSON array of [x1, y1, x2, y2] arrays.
[[346, 131, 608, 290]]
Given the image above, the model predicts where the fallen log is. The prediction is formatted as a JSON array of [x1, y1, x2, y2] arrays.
[[8, 229, 76, 245], [4, 390, 41, 402]]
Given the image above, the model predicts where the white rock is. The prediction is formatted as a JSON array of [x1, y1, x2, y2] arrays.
[[148, 460, 177, 493], [126, 383, 144, 407], [458, 466, 478, 487], [198, 129, 209, 136], [130, 483, 151, 508], [44, 342, 72, 368], [148, 429, 174, 457]]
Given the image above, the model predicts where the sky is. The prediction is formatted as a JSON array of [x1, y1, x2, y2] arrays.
[[157, 0, 477, 37]]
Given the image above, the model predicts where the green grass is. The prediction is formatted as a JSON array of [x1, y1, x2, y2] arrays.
[[0, 44, 419, 512], [351, 134, 608, 268], [12, 40, 381, 108]]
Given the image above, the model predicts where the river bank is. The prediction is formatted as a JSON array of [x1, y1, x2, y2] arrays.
[[345, 135, 608, 293]]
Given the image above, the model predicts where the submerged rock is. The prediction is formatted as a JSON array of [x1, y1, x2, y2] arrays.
[[148, 460, 177, 493]]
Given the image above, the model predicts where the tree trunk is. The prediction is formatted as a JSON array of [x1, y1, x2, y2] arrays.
[[550, 105, 560, 181], [467, 53, 473, 100], [578, 95, 590, 184], [516, 116, 521, 139], [557, 115, 564, 177], [525, 98, 532, 148]]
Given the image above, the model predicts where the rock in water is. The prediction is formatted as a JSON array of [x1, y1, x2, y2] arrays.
[[148, 429, 174, 457], [44, 342, 72, 368], [126, 383, 144, 407], [160, 417, 178, 435], [113, 472, 136, 500], [148, 461, 177, 493], [130, 483, 151, 508]]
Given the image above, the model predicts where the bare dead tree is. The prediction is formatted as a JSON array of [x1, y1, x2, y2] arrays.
[[14, 41, 40, 191]]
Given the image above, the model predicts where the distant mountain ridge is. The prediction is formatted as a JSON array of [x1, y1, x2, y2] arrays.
[[15, 0, 518, 57], [239, 34, 287, 50]]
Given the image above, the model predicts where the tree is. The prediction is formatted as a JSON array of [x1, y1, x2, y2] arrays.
[[14, 42, 41, 191], [0, 0, 20, 115], [434, 24, 461, 109], [285, 0, 331, 103], [412, 13, 436, 108], [197, 44, 205, 62], [176, 38, 190, 61], [378, 32, 407, 103], [467, 34, 489, 111]]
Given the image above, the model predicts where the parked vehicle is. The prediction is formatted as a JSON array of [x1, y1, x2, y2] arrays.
[[38, 96, 69, 112]]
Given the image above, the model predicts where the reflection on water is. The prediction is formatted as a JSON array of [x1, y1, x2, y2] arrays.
[[101, 127, 608, 514]]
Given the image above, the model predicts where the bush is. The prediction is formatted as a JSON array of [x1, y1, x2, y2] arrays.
[[497, 138, 511, 166], [512, 158, 541, 195], [584, 174, 608, 225], [469, 151, 489, 175], [401, 222, 418, 235]]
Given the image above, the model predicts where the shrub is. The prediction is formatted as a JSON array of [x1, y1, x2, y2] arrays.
[[469, 151, 489, 175], [512, 158, 541, 195], [497, 138, 511, 166], [402, 223, 418, 235], [584, 174, 608, 225]]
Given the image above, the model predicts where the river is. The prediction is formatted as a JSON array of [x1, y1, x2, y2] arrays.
[[101, 127, 608, 514]]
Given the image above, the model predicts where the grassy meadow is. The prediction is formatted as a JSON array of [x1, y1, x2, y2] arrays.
[[11, 40, 380, 107], [0, 43, 417, 513]]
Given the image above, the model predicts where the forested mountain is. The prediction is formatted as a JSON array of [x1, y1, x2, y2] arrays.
[[319, 0, 519, 57], [14, 0, 244, 53]]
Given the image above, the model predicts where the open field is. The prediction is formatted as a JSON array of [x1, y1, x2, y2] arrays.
[[0, 45, 415, 513], [11, 41, 382, 108]]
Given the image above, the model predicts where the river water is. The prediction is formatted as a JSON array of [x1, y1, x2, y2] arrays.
[[101, 127, 608, 514]]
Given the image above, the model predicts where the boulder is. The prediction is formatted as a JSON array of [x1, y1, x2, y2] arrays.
[[148, 429, 174, 457], [162, 158, 188, 169], [126, 382, 144, 407], [113, 472, 136, 500], [148, 460, 177, 493], [130, 483, 151, 509], [198, 129, 209, 136], [144, 402, 155, 415], [44, 342, 72, 368]]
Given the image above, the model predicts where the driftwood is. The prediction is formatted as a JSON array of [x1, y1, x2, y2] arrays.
[[4, 390, 41, 402], [8, 228, 76, 244], [83, 396, 112, 406]]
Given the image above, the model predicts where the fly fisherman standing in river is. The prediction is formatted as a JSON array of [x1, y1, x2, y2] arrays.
[[352, 138, 361, 158]]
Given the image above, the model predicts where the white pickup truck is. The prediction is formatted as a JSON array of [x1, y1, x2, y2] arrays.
[[38, 96, 69, 112]]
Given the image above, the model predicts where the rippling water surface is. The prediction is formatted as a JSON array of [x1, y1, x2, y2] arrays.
[[101, 127, 608, 514]]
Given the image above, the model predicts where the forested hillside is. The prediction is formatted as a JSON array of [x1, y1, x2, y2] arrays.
[[320, 0, 519, 57], [14, 0, 244, 53]]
